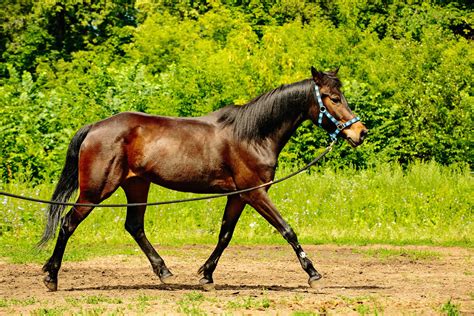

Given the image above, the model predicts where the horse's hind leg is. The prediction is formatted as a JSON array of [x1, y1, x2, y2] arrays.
[[42, 200, 95, 291], [198, 195, 245, 290], [122, 177, 173, 283], [43, 149, 124, 291]]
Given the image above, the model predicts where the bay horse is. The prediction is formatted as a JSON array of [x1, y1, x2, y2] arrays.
[[39, 67, 368, 291]]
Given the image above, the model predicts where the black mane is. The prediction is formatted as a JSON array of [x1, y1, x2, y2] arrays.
[[217, 79, 314, 140]]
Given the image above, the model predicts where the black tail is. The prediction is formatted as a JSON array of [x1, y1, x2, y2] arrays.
[[37, 125, 92, 248]]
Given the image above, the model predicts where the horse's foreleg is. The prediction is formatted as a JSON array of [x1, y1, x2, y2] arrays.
[[198, 195, 245, 290], [42, 202, 94, 291], [122, 178, 173, 283], [244, 189, 322, 288]]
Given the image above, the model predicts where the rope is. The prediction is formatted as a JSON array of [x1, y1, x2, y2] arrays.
[[0, 141, 336, 208]]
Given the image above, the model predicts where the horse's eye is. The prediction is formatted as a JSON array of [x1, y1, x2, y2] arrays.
[[330, 97, 341, 103]]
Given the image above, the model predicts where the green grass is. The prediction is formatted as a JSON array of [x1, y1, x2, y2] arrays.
[[339, 295, 383, 315], [136, 293, 153, 313], [440, 299, 461, 316], [352, 247, 441, 262], [31, 307, 66, 316], [65, 295, 123, 307], [227, 296, 271, 310], [0, 162, 472, 263], [0, 297, 36, 307], [177, 291, 207, 315]]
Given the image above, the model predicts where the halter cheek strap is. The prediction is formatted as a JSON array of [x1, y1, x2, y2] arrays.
[[314, 84, 360, 141]]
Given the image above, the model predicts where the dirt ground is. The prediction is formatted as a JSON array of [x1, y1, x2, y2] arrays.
[[0, 245, 473, 315]]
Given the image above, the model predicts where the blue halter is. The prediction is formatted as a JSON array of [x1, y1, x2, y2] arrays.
[[313, 84, 360, 141]]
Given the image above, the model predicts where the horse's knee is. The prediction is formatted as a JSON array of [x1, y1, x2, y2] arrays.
[[125, 222, 143, 238]]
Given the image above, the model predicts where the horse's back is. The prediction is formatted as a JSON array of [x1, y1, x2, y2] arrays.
[[80, 112, 237, 193]]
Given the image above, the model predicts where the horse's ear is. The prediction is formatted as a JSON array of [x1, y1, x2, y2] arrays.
[[311, 66, 324, 84], [330, 66, 340, 75]]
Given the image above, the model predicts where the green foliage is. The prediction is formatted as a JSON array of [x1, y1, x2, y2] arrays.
[[1, 0, 473, 182]]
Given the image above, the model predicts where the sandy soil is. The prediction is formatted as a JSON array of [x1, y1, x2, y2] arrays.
[[0, 245, 473, 315]]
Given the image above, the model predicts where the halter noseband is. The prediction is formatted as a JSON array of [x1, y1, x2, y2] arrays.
[[313, 83, 360, 141]]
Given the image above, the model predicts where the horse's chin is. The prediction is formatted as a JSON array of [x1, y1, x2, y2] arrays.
[[346, 137, 361, 148]]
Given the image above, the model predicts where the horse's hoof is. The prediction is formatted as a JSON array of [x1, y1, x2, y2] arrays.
[[159, 271, 175, 284], [43, 275, 58, 291], [199, 278, 215, 291], [308, 273, 322, 288], [202, 282, 215, 291]]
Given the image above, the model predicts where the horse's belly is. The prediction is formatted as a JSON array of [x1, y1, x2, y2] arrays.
[[135, 153, 236, 193], [145, 167, 237, 193]]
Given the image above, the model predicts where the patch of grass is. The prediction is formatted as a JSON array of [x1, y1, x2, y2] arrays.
[[75, 307, 106, 316], [65, 295, 123, 307], [177, 291, 206, 315], [356, 303, 380, 315], [135, 293, 158, 313], [31, 307, 66, 316], [355, 302, 382, 315], [339, 295, 383, 315], [0, 297, 36, 307], [440, 299, 461, 316], [84, 295, 123, 305], [352, 247, 441, 262], [292, 311, 318, 316], [227, 296, 271, 310], [104, 307, 126, 316]]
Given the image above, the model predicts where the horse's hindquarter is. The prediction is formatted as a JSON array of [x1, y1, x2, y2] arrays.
[[123, 114, 237, 193]]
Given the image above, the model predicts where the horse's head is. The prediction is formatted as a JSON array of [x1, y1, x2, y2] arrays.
[[308, 66, 368, 147]]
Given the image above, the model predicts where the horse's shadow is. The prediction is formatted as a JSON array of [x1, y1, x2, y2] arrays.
[[63, 283, 389, 293]]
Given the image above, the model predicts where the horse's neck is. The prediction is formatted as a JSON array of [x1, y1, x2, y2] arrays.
[[258, 85, 311, 155], [214, 79, 311, 155], [270, 111, 307, 155]]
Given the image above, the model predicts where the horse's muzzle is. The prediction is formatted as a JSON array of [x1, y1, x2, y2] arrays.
[[345, 126, 368, 147]]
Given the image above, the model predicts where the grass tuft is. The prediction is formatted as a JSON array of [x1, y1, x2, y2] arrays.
[[440, 299, 461, 316], [227, 296, 271, 310], [177, 291, 207, 315]]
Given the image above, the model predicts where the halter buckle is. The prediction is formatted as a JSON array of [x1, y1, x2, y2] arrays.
[[336, 123, 345, 130]]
